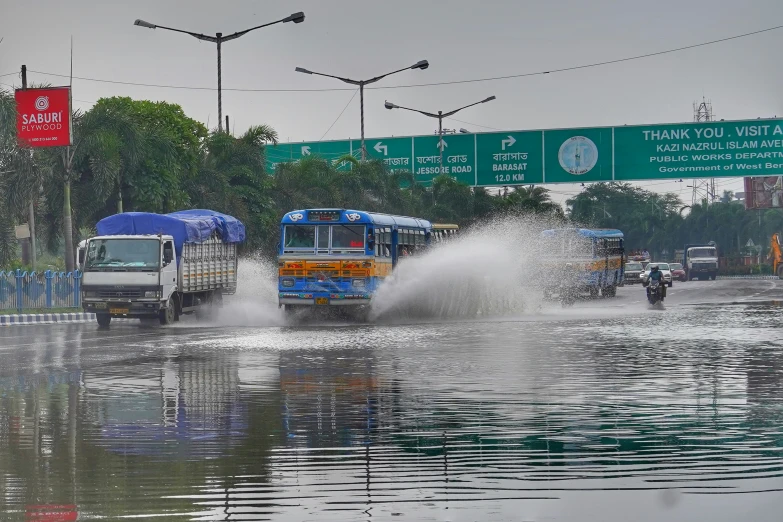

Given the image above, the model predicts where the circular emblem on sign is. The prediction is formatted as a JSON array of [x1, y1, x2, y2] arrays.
[[558, 136, 598, 175], [289, 212, 304, 222], [34, 96, 50, 111], [346, 213, 361, 222]]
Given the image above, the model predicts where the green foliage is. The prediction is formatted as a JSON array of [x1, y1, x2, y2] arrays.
[[567, 182, 783, 261]]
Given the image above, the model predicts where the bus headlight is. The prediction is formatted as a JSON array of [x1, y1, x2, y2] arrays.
[[281, 278, 295, 288], [352, 279, 366, 288]]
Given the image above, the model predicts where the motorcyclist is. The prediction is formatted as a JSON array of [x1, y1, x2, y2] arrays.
[[645, 264, 667, 300]]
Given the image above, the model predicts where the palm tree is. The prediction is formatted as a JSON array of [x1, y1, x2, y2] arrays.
[[33, 107, 145, 272]]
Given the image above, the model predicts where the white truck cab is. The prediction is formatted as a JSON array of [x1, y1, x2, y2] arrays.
[[81, 234, 179, 326]]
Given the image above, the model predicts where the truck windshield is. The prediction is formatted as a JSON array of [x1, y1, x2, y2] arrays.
[[85, 239, 160, 270], [690, 248, 716, 258]]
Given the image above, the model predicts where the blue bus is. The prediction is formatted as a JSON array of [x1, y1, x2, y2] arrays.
[[278, 209, 432, 314], [540, 228, 625, 298]]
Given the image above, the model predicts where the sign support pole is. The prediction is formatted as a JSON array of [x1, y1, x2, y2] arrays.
[[21, 65, 36, 271]]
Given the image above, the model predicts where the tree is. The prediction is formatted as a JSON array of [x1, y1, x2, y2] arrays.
[[498, 186, 563, 217], [189, 125, 278, 252]]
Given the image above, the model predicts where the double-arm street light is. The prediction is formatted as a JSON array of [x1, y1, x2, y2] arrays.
[[295, 60, 429, 160], [134, 12, 305, 132], [385, 96, 496, 173]]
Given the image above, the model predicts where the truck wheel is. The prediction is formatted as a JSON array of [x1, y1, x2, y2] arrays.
[[159, 299, 176, 326], [96, 314, 111, 327]]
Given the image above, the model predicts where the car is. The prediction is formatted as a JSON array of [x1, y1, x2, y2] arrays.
[[641, 262, 673, 287], [669, 262, 687, 282], [624, 262, 645, 284]]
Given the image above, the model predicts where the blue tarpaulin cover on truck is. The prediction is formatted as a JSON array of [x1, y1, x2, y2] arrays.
[[96, 210, 245, 256]]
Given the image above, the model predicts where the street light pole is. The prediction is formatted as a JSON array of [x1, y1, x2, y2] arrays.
[[295, 60, 429, 160], [216, 33, 222, 131], [438, 111, 443, 173], [384, 96, 496, 175], [134, 12, 305, 132]]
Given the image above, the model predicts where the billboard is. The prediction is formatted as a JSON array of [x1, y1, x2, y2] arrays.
[[744, 176, 783, 209], [15, 87, 72, 147]]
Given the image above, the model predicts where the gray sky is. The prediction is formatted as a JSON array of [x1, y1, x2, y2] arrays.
[[2, 0, 782, 206]]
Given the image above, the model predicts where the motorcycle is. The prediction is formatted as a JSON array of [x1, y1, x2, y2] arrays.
[[647, 280, 664, 307]]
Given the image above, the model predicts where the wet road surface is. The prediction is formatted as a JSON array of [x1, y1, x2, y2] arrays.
[[1, 279, 782, 521]]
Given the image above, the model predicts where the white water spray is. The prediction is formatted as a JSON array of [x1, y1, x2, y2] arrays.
[[192, 255, 285, 328], [369, 215, 565, 322]]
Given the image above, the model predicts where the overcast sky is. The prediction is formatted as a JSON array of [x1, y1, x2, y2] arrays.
[[2, 0, 782, 206]]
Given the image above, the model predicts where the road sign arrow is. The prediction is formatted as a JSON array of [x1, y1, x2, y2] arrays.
[[501, 135, 516, 150], [374, 142, 388, 156], [437, 138, 448, 151], [301, 146, 311, 156]]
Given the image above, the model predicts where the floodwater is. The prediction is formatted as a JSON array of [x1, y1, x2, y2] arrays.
[[1, 280, 782, 521]]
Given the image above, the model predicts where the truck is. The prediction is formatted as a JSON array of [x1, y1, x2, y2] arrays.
[[80, 210, 245, 327], [683, 243, 718, 281]]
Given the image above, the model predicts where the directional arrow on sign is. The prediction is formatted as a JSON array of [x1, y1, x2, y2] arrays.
[[301, 146, 311, 156], [374, 142, 388, 156], [501, 135, 516, 150], [437, 138, 448, 151]]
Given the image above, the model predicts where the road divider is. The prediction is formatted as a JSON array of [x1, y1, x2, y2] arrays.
[[0, 312, 129, 327]]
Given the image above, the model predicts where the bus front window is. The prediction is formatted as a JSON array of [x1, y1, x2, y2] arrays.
[[332, 225, 365, 249], [285, 226, 315, 248]]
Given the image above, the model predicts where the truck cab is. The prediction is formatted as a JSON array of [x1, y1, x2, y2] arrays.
[[684, 244, 718, 281], [81, 234, 178, 326]]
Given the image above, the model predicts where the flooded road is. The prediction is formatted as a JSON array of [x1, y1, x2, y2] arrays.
[[1, 279, 782, 521]]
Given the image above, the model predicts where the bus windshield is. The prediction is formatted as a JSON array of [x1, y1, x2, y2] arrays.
[[283, 225, 364, 250], [542, 232, 593, 258], [332, 225, 365, 249], [284, 225, 315, 248]]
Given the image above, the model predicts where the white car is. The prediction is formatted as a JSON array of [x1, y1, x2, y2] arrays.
[[641, 262, 673, 287]]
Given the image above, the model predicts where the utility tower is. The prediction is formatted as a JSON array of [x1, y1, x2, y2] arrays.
[[691, 98, 716, 206]]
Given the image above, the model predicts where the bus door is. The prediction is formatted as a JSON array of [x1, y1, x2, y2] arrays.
[[391, 228, 399, 267]]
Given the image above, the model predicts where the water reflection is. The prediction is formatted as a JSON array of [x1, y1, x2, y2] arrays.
[[0, 301, 781, 520]]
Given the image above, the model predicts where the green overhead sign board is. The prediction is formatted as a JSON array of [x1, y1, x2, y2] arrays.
[[265, 118, 783, 186]]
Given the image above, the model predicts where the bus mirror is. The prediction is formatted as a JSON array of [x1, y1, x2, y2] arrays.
[[78, 250, 85, 265], [367, 233, 375, 248]]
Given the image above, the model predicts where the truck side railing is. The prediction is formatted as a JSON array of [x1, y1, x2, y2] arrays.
[[0, 270, 82, 313]]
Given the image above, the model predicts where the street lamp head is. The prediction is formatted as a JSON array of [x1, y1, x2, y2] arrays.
[[295, 67, 313, 75], [285, 11, 306, 23], [459, 128, 469, 133], [384, 101, 398, 110], [482, 95, 497, 103], [134, 19, 157, 29], [411, 59, 429, 70]]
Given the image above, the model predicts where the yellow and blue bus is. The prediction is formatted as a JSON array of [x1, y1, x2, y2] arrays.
[[278, 209, 432, 314], [540, 228, 625, 298]]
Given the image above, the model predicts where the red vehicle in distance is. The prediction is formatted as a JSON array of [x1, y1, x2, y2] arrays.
[[669, 263, 687, 282]]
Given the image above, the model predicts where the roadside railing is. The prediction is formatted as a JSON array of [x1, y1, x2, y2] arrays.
[[0, 270, 82, 313]]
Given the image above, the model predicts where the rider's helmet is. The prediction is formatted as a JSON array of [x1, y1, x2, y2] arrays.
[[650, 264, 659, 272]]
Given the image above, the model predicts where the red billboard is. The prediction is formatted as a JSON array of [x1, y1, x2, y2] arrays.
[[15, 87, 72, 148], [744, 176, 783, 210], [25, 504, 78, 521]]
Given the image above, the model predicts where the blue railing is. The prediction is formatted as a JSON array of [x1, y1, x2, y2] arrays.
[[0, 270, 82, 313]]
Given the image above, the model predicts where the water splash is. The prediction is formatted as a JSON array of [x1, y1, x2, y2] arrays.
[[179, 255, 285, 328], [369, 214, 564, 321]]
